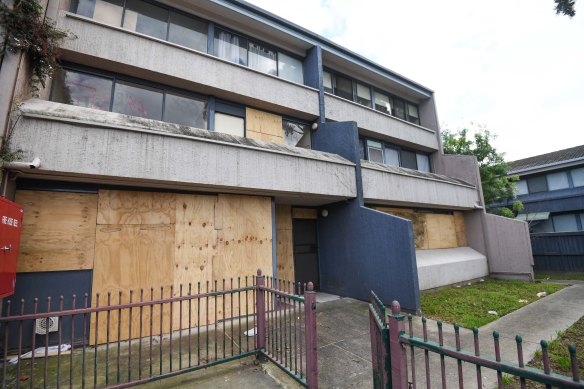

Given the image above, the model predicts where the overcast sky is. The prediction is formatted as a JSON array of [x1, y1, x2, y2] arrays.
[[248, 0, 584, 161]]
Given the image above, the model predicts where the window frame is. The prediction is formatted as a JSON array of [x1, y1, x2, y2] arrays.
[[360, 136, 431, 172], [282, 116, 312, 148]]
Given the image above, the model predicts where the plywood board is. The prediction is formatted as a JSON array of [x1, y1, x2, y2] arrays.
[[15, 190, 98, 272], [453, 211, 468, 247], [245, 108, 284, 144], [292, 208, 318, 220], [97, 190, 176, 225], [91, 224, 175, 343], [276, 205, 294, 282], [425, 214, 458, 249]]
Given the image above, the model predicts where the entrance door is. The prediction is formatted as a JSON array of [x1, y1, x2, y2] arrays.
[[293, 219, 320, 290]]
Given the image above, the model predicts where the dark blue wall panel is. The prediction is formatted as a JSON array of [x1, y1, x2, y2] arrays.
[[311, 121, 420, 310], [1, 270, 92, 351], [303, 45, 325, 122], [531, 232, 584, 272]]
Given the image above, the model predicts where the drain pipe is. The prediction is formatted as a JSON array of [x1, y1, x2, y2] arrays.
[[2, 157, 41, 170]]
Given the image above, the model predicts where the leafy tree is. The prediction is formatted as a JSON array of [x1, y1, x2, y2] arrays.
[[441, 127, 521, 216], [555, 0, 576, 17]]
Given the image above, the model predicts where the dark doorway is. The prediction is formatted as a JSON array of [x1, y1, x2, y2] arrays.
[[293, 219, 320, 290]]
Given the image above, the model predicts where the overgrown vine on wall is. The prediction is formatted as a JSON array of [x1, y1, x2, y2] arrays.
[[0, 0, 74, 94]]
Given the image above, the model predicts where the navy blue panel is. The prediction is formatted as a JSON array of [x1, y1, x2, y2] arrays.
[[1, 271, 92, 352], [531, 232, 584, 272], [207, 22, 215, 55], [215, 99, 245, 117], [303, 45, 325, 122], [208, 95, 216, 131], [311, 121, 420, 310]]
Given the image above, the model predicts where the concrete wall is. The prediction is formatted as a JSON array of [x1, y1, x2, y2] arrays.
[[56, 12, 319, 119], [311, 121, 420, 310], [361, 164, 479, 209], [432, 154, 482, 189], [10, 100, 356, 201], [484, 213, 534, 280], [323, 94, 439, 151]]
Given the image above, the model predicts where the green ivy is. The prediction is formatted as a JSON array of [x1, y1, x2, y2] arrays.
[[0, 0, 73, 93]]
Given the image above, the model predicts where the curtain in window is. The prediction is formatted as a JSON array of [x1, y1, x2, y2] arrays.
[[216, 31, 245, 65], [248, 42, 277, 75]]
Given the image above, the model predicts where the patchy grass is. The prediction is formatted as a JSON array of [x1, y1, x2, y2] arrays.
[[506, 315, 584, 388], [420, 279, 566, 329], [535, 272, 584, 281]]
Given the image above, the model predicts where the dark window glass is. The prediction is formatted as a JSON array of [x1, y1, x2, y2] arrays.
[[407, 103, 420, 124], [334, 75, 353, 100], [323, 71, 333, 93], [214, 29, 247, 66], [400, 150, 417, 169], [51, 69, 113, 111], [123, 0, 168, 40], [164, 93, 207, 128], [532, 218, 554, 233], [73, 0, 123, 25], [113, 80, 163, 120], [359, 139, 365, 160], [393, 99, 406, 120], [248, 42, 277, 76], [553, 214, 578, 232], [283, 120, 311, 148], [527, 176, 548, 193], [168, 11, 207, 52]]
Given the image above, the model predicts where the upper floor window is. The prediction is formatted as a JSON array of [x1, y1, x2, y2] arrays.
[[283, 119, 311, 148], [571, 167, 584, 187], [531, 212, 584, 233], [361, 138, 431, 172], [323, 69, 420, 125], [515, 167, 584, 196], [51, 66, 207, 128]]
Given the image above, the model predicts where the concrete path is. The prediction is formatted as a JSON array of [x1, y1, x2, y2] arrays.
[[316, 284, 584, 388]]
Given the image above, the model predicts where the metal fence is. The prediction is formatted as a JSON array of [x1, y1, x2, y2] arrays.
[[531, 232, 584, 272], [0, 271, 317, 388], [369, 291, 584, 388]]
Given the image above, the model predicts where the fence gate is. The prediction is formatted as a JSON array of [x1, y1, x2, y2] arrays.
[[368, 291, 584, 389]]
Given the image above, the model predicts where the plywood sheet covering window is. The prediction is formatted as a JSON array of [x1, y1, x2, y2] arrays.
[[97, 190, 176, 225], [424, 214, 458, 249], [15, 190, 98, 272], [276, 205, 294, 282], [245, 107, 284, 144], [453, 211, 467, 246]]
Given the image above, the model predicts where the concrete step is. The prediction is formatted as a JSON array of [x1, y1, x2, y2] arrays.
[[416, 247, 489, 290]]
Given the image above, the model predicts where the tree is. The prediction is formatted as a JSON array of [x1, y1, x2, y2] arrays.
[[441, 127, 521, 216], [555, 0, 576, 17]]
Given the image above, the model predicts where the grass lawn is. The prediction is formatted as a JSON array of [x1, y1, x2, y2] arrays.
[[506, 315, 584, 387], [420, 279, 566, 329], [535, 272, 584, 281]]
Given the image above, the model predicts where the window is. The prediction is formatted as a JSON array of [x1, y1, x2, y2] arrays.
[[214, 28, 247, 66], [164, 93, 207, 128], [215, 113, 244, 137], [392, 99, 406, 120], [553, 214, 578, 232], [168, 11, 208, 52], [362, 137, 431, 172], [359, 139, 365, 160], [384, 147, 400, 166], [532, 218, 554, 233], [400, 150, 417, 170], [375, 92, 391, 114], [527, 176, 547, 193], [367, 140, 384, 163], [547, 171, 569, 191], [323, 71, 333, 93], [334, 74, 353, 100], [416, 154, 430, 172], [282, 119, 311, 148], [123, 0, 168, 40], [51, 68, 113, 111], [113, 80, 163, 120], [571, 167, 584, 187], [73, 0, 123, 25], [515, 179, 528, 196], [407, 103, 420, 125], [278, 52, 304, 84], [355, 83, 371, 107], [248, 42, 277, 76]]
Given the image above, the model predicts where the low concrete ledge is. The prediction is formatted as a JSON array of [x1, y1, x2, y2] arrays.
[[361, 161, 480, 209], [9, 100, 357, 203], [416, 247, 488, 290]]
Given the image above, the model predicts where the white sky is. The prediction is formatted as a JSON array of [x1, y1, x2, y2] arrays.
[[247, 0, 584, 161]]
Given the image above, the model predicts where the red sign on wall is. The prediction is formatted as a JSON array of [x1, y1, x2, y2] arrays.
[[0, 197, 24, 299]]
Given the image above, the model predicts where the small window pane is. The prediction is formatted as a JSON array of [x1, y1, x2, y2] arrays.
[[74, 0, 123, 25], [527, 176, 548, 193], [384, 148, 400, 166], [215, 113, 244, 137], [51, 69, 113, 111], [278, 52, 304, 84], [248, 42, 277, 76], [572, 168, 584, 187], [113, 80, 163, 120], [359, 139, 365, 160], [283, 120, 311, 148], [375, 91, 391, 114], [393, 99, 406, 120], [515, 179, 528, 196], [164, 93, 207, 128], [323, 71, 333, 93], [532, 219, 554, 233], [547, 171, 569, 191], [214, 29, 247, 66], [368, 148, 383, 163], [580, 214, 584, 230], [416, 154, 430, 172], [356, 83, 371, 107], [553, 214, 578, 232], [407, 103, 420, 125], [334, 74, 353, 100], [400, 150, 417, 169], [123, 0, 168, 40], [168, 11, 207, 52]]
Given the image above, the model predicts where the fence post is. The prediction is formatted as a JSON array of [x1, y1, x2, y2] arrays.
[[304, 281, 318, 388], [388, 301, 408, 389], [255, 269, 266, 352]]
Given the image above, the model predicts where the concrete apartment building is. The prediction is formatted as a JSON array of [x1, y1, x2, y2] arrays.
[[0, 0, 534, 323]]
